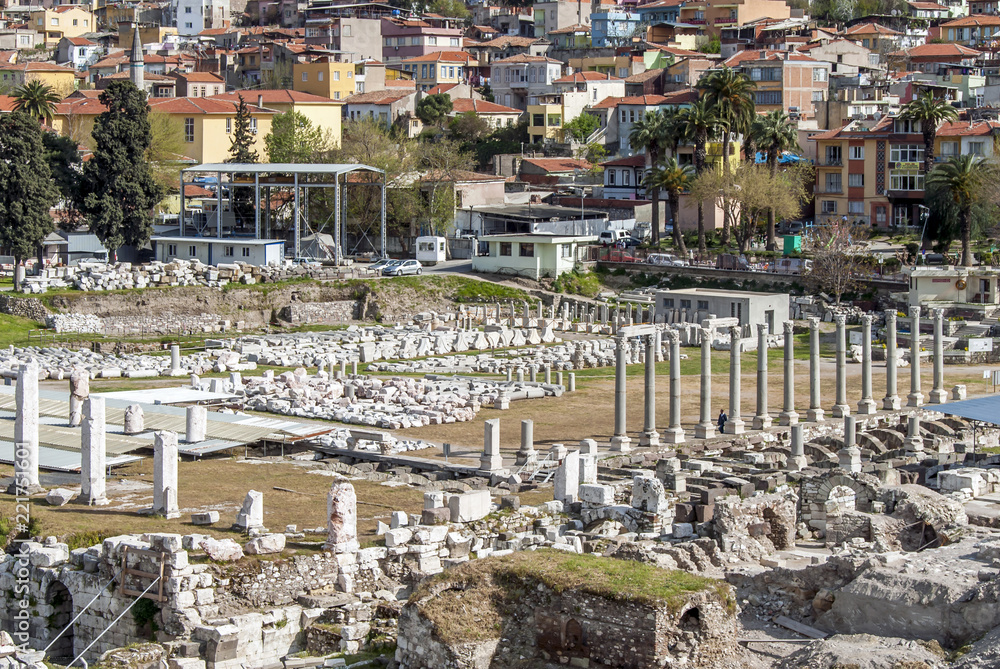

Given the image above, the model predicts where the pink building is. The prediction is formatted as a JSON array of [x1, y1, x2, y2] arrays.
[[380, 17, 464, 63]]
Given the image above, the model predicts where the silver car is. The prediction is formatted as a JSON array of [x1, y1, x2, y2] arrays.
[[383, 259, 423, 276]]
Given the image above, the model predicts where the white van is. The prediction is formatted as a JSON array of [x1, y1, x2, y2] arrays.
[[646, 253, 687, 267], [599, 229, 630, 246]]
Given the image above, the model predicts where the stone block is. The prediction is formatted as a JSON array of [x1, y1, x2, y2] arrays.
[[191, 511, 219, 525], [46, 488, 74, 506], [578, 484, 615, 506], [448, 489, 491, 523], [244, 534, 286, 555], [420, 507, 451, 525]]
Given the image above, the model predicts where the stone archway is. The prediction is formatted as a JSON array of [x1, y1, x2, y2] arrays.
[[800, 473, 880, 531], [44, 580, 73, 662]]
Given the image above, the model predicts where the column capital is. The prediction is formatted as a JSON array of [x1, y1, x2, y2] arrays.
[[885, 309, 897, 325], [783, 320, 794, 335], [909, 305, 921, 319], [700, 327, 712, 340], [860, 314, 872, 327], [933, 308, 945, 320], [756, 323, 768, 336], [808, 316, 820, 330], [666, 329, 680, 344], [729, 325, 740, 338], [834, 313, 846, 326]]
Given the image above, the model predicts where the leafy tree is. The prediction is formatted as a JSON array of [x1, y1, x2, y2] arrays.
[[697, 67, 756, 245], [415, 138, 473, 235], [42, 132, 83, 231], [479, 84, 495, 102], [228, 94, 259, 163], [564, 113, 600, 143], [147, 112, 188, 195], [680, 98, 721, 254], [646, 158, 693, 254], [575, 141, 607, 164], [0, 111, 59, 289], [79, 81, 164, 257], [750, 109, 800, 249], [899, 91, 959, 175], [265, 111, 330, 163], [925, 167, 996, 254], [416, 93, 453, 128], [698, 36, 721, 54], [472, 118, 530, 170], [629, 109, 672, 243], [927, 155, 993, 267], [13, 81, 60, 121], [449, 111, 491, 143], [429, 0, 470, 18]]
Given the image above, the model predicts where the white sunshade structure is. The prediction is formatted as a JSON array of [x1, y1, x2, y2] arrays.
[[180, 163, 387, 261]]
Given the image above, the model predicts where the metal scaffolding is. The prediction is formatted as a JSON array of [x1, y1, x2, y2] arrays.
[[179, 162, 387, 262]]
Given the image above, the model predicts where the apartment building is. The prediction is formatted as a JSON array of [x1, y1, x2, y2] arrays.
[[722, 50, 831, 121], [30, 6, 93, 45], [553, 70, 625, 104], [532, 0, 589, 39], [590, 90, 698, 155], [380, 17, 463, 63], [527, 91, 588, 143], [840, 22, 902, 51], [303, 18, 382, 62], [292, 57, 356, 100], [399, 50, 476, 91], [938, 14, 1000, 45], [677, 0, 790, 37], [490, 53, 564, 110], [590, 8, 642, 47], [170, 0, 229, 36], [810, 116, 1000, 229]]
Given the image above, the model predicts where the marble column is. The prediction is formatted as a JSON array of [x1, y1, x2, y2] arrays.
[[186, 405, 207, 443], [726, 326, 745, 434], [640, 334, 659, 446], [611, 335, 631, 451], [779, 321, 798, 426], [904, 414, 924, 454], [753, 323, 772, 430], [908, 306, 924, 407], [883, 309, 900, 410], [807, 317, 825, 422], [857, 314, 877, 415], [929, 308, 947, 404], [788, 424, 807, 471], [11, 362, 40, 493], [152, 431, 180, 518], [838, 416, 862, 473], [80, 396, 108, 506], [664, 330, 685, 444], [69, 367, 88, 427], [516, 419, 536, 466], [695, 327, 715, 439], [832, 314, 850, 418]]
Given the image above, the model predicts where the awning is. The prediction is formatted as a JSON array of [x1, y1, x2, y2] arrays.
[[927, 395, 1000, 426]]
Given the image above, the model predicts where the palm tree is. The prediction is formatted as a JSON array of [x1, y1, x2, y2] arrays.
[[13, 81, 60, 122], [927, 154, 985, 267], [751, 110, 801, 249], [629, 110, 670, 243], [899, 91, 959, 175], [647, 158, 695, 255], [697, 67, 756, 245], [680, 98, 721, 255]]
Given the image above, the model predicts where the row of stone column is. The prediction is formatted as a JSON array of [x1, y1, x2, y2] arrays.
[[610, 307, 951, 443]]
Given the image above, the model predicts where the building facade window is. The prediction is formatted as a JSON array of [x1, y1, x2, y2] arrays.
[[184, 118, 194, 142], [848, 173, 863, 187], [224, 245, 234, 256], [242, 247, 250, 257], [499, 242, 511, 256], [519, 243, 534, 257], [889, 170, 924, 190], [821, 200, 837, 214], [849, 146, 864, 160], [848, 201, 864, 214], [825, 172, 842, 193], [890, 144, 923, 163]]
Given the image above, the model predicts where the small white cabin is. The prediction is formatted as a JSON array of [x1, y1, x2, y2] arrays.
[[416, 236, 447, 265]]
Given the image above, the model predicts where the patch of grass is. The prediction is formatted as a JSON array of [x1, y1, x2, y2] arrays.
[[65, 529, 115, 551], [0, 313, 42, 348], [552, 270, 605, 298], [415, 550, 731, 645]]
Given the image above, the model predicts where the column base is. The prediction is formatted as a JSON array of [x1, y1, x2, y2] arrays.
[[752, 414, 773, 430], [807, 408, 825, 422], [78, 495, 109, 506], [639, 431, 660, 447], [694, 422, 716, 439], [514, 451, 537, 467], [724, 418, 745, 435], [6, 482, 44, 495], [610, 435, 632, 452], [883, 395, 901, 411], [832, 404, 851, 418], [480, 454, 504, 471], [907, 392, 924, 407], [929, 389, 948, 404], [788, 456, 808, 472], [778, 410, 799, 426], [662, 427, 686, 444], [904, 437, 924, 456], [856, 399, 878, 415]]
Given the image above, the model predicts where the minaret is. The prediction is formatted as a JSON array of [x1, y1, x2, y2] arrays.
[[129, 23, 144, 92]]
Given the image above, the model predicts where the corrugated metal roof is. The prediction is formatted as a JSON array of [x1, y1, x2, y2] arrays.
[[0, 440, 140, 472], [929, 396, 1000, 425]]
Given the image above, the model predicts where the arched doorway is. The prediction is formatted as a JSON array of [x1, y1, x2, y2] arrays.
[[45, 581, 73, 662]]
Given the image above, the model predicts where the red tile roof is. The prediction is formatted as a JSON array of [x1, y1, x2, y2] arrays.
[[492, 54, 563, 64], [601, 155, 645, 167], [724, 49, 818, 66], [171, 71, 225, 82], [148, 97, 274, 114], [451, 98, 521, 114], [65, 36, 96, 46], [941, 13, 1000, 26], [210, 90, 338, 104], [522, 157, 592, 172], [842, 22, 902, 35], [549, 23, 590, 34], [937, 120, 1000, 136], [401, 50, 476, 64], [343, 89, 414, 104], [900, 43, 982, 57]]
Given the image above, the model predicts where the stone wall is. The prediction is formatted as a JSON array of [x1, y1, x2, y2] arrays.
[[0, 295, 48, 322], [279, 301, 359, 325]]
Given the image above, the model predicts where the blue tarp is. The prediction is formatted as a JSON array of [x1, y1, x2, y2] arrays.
[[929, 395, 1000, 425], [754, 151, 805, 165]]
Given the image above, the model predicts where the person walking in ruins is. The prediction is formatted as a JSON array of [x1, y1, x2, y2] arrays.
[[718, 409, 727, 433]]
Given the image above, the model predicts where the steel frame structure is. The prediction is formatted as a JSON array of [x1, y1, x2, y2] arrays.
[[179, 163, 387, 261]]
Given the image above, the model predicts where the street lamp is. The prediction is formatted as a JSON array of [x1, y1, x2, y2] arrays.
[[918, 204, 930, 250]]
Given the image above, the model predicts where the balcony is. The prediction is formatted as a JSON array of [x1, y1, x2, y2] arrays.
[[821, 187, 843, 194], [818, 158, 843, 167]]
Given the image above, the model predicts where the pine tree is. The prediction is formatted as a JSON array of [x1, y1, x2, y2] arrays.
[[79, 81, 164, 257], [227, 94, 259, 164], [0, 111, 59, 289]]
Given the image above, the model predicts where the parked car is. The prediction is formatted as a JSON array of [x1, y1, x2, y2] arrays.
[[383, 259, 423, 276], [779, 220, 805, 235], [368, 258, 395, 272], [773, 258, 813, 275], [716, 253, 749, 270], [646, 253, 688, 267], [605, 249, 639, 263], [599, 229, 631, 246]]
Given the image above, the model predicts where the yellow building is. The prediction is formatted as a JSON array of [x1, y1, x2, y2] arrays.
[[53, 96, 275, 163], [398, 51, 476, 92], [117, 23, 179, 50], [0, 62, 77, 97], [292, 58, 355, 101], [527, 103, 564, 142], [209, 90, 343, 147], [31, 6, 95, 45]]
